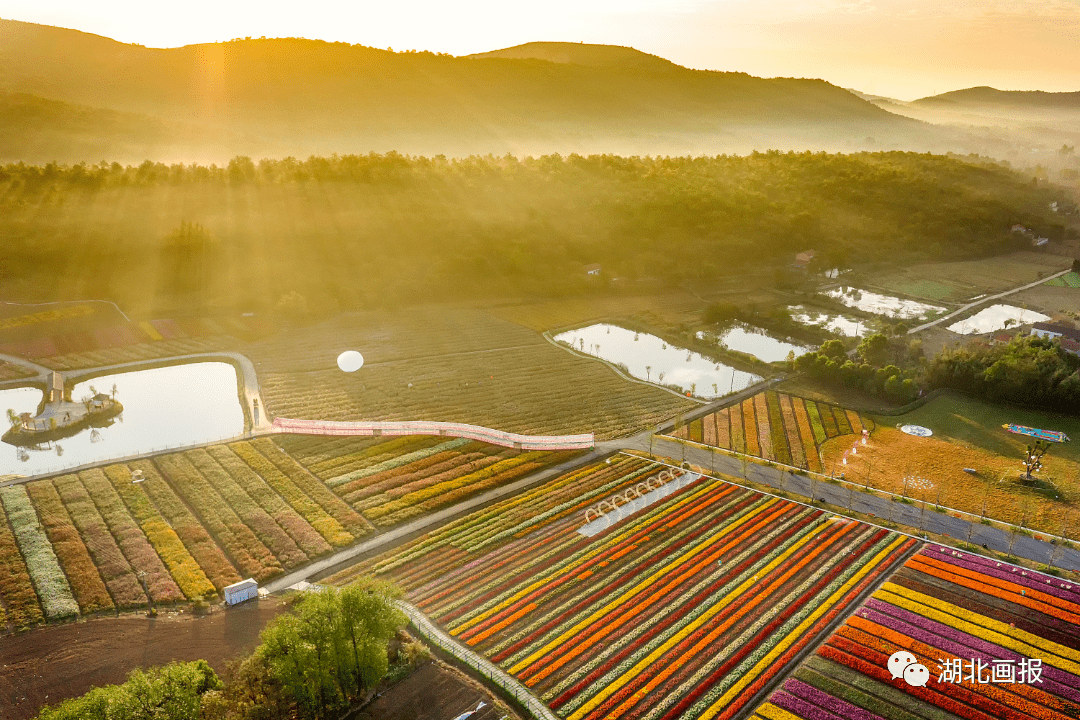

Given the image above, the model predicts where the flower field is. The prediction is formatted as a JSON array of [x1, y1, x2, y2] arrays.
[[670, 391, 865, 473], [0, 438, 378, 629], [347, 454, 917, 720], [750, 544, 1080, 720], [274, 434, 583, 528]]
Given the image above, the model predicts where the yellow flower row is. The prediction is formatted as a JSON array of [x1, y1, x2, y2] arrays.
[[757, 703, 800, 720], [0, 304, 93, 331], [563, 519, 829, 720], [451, 475, 734, 634], [695, 537, 908, 719]]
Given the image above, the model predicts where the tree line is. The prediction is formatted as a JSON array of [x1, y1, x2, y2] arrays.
[[36, 579, 413, 720]]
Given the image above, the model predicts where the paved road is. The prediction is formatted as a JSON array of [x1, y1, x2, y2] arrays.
[[639, 436, 1080, 573], [907, 267, 1070, 334]]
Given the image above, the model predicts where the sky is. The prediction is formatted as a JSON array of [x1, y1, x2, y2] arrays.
[[2, 0, 1078, 100]]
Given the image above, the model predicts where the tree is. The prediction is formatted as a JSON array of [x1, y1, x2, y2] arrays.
[[1024, 440, 1050, 480], [36, 660, 220, 720], [254, 581, 405, 719], [857, 333, 889, 366], [820, 339, 847, 361]]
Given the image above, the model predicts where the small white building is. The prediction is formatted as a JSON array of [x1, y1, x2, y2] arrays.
[[224, 578, 258, 606]]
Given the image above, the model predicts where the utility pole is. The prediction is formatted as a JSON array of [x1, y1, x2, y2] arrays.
[[136, 570, 156, 617]]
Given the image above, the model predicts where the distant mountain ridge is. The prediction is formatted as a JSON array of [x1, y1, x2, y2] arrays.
[[467, 42, 680, 71], [915, 86, 1080, 109], [0, 19, 936, 162]]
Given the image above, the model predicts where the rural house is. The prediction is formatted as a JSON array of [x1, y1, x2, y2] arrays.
[[793, 250, 816, 269], [584, 263, 602, 276], [1031, 321, 1080, 354]]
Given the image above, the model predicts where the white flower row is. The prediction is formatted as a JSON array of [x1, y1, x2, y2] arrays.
[[0, 486, 79, 619]]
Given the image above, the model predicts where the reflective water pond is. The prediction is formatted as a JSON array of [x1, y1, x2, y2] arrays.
[[698, 326, 811, 363], [554, 324, 762, 399], [946, 304, 1051, 335], [823, 287, 944, 320], [788, 306, 866, 337], [0, 362, 244, 477]]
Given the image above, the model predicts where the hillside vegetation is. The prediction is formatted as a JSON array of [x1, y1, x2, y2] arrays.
[[0, 151, 1061, 315], [0, 20, 933, 161]]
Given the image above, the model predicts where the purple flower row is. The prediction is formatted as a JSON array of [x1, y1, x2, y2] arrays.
[[864, 598, 1080, 703], [922, 545, 1080, 605], [783, 677, 887, 720]]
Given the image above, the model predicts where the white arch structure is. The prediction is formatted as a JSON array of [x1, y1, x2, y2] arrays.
[[583, 468, 684, 525]]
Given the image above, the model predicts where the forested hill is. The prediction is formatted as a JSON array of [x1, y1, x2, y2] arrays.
[[914, 87, 1080, 111], [0, 151, 1063, 316], [0, 19, 933, 162]]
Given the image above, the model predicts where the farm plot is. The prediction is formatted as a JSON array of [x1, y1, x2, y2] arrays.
[[274, 433, 583, 527], [751, 544, 1080, 720], [670, 391, 865, 473], [0, 438, 378, 629], [247, 307, 694, 440], [346, 455, 917, 720]]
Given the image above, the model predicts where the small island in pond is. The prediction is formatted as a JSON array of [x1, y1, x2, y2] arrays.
[[3, 371, 123, 447]]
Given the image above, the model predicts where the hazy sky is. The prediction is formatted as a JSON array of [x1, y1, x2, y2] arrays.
[[2, 0, 1078, 99]]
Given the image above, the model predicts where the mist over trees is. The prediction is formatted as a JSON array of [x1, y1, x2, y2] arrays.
[[0, 150, 1063, 315]]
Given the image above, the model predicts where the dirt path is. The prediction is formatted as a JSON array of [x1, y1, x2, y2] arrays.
[[349, 661, 516, 720], [0, 599, 285, 720]]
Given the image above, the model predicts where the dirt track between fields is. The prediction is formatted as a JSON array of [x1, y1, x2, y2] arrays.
[[0, 598, 285, 720]]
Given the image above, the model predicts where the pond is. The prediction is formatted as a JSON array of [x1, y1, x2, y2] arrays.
[[0, 362, 244, 477], [698, 326, 811, 364], [946, 304, 1051, 335], [553, 324, 761, 399], [823, 287, 944, 320], [788, 306, 866, 337]]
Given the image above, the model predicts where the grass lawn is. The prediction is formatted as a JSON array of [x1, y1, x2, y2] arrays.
[[820, 392, 1080, 537]]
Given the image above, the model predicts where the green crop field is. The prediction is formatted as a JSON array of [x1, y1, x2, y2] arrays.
[[869, 251, 1068, 302], [247, 307, 696, 440]]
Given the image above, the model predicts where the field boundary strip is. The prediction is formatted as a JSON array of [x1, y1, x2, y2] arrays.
[[270, 418, 595, 450], [397, 600, 560, 720]]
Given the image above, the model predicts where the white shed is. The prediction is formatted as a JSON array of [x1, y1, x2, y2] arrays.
[[223, 578, 258, 606]]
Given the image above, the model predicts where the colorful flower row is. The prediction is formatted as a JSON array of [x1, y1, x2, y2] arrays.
[[326, 437, 472, 488], [751, 546, 1080, 720], [371, 456, 656, 579], [25, 480, 114, 612], [52, 473, 148, 607], [185, 448, 309, 569], [248, 439, 371, 538], [672, 392, 860, 473], [100, 464, 216, 600], [154, 453, 283, 582], [347, 449, 504, 508], [0, 496, 43, 628], [349, 456, 914, 720], [227, 441, 359, 546], [78, 469, 185, 604], [205, 446, 333, 559], [0, 486, 79, 619], [128, 459, 241, 591]]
